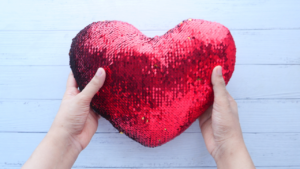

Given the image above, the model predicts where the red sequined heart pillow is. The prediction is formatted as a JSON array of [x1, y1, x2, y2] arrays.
[[69, 19, 236, 147]]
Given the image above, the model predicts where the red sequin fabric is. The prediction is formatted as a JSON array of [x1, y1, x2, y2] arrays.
[[69, 19, 236, 147]]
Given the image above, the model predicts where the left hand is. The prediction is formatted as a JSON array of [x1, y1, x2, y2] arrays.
[[50, 67, 106, 152], [22, 68, 106, 169]]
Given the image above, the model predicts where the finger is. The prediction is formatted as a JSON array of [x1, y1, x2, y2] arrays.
[[64, 72, 80, 97], [226, 91, 238, 115], [199, 105, 213, 125], [211, 66, 230, 107], [80, 112, 99, 146], [199, 117, 214, 147], [66, 71, 78, 89], [91, 108, 101, 120], [226, 91, 235, 106], [80, 68, 106, 101]]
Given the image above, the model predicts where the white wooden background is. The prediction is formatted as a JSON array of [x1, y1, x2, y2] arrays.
[[0, 0, 300, 168]]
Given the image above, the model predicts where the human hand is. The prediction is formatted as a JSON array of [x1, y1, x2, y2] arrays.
[[199, 66, 255, 169], [22, 68, 106, 169], [50, 67, 106, 152]]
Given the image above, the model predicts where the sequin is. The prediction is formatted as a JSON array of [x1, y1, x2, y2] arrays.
[[69, 19, 236, 147]]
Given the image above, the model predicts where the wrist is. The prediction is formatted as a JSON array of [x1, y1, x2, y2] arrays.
[[214, 139, 255, 169], [22, 127, 82, 169], [49, 116, 84, 153], [213, 137, 245, 161], [47, 127, 82, 158]]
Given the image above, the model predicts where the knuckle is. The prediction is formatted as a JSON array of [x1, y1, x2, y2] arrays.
[[214, 100, 230, 110], [213, 78, 225, 87], [90, 78, 100, 86], [218, 78, 226, 86], [78, 93, 89, 101], [73, 97, 82, 106], [66, 88, 79, 96]]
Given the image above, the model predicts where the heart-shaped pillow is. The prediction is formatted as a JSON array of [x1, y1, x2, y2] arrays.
[[69, 19, 236, 147]]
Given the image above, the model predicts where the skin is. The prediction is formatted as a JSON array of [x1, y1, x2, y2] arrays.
[[22, 66, 255, 169], [199, 66, 255, 169], [22, 68, 106, 169]]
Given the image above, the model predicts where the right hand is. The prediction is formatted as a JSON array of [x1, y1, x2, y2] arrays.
[[199, 66, 255, 169]]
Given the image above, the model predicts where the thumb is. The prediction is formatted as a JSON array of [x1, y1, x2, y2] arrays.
[[211, 66, 230, 107], [80, 67, 106, 101]]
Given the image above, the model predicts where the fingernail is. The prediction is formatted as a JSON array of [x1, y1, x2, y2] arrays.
[[96, 68, 103, 77], [217, 66, 222, 76]]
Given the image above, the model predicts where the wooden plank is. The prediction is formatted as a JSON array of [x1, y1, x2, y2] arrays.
[[0, 0, 299, 31], [2, 167, 300, 169], [2, 166, 300, 169], [1, 30, 299, 66], [0, 100, 299, 133], [70, 168, 299, 169], [0, 65, 299, 100], [75, 168, 297, 169], [0, 133, 299, 167]]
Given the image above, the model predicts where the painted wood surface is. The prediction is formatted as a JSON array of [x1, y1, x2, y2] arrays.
[[0, 0, 299, 168], [1, 100, 300, 133], [1, 133, 300, 168], [0, 0, 299, 30], [4, 168, 300, 169], [3, 168, 300, 169], [1, 30, 300, 65]]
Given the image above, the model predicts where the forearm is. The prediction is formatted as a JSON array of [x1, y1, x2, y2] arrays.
[[214, 140, 255, 169], [22, 128, 81, 169]]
